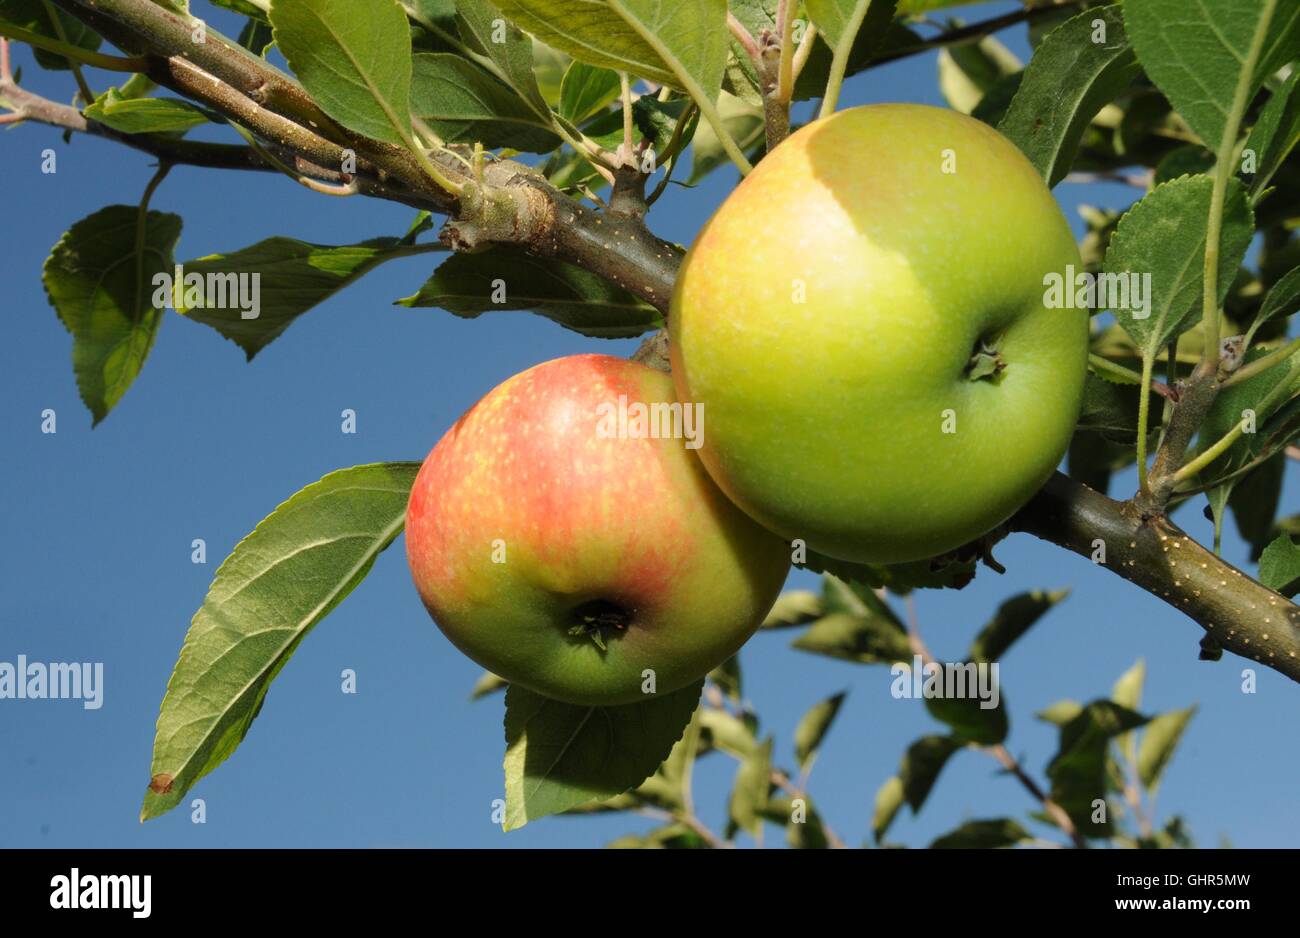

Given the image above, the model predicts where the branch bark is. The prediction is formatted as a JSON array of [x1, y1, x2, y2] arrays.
[[1012, 472, 1300, 683]]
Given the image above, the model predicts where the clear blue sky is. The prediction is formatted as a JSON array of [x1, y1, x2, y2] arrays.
[[1, 1, 1294, 848]]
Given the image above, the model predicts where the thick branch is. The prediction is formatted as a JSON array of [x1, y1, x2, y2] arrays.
[[1013, 473, 1300, 683], [441, 159, 681, 311]]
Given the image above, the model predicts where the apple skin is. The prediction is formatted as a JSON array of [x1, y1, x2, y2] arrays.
[[405, 354, 790, 706], [670, 103, 1088, 564]]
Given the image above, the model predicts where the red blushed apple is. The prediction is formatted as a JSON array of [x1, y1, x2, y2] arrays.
[[405, 354, 791, 706]]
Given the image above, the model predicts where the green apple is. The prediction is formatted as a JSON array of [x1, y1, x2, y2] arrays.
[[405, 354, 790, 706], [670, 103, 1088, 564]]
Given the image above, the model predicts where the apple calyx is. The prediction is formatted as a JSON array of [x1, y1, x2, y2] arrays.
[[566, 599, 633, 652], [966, 337, 1007, 383]]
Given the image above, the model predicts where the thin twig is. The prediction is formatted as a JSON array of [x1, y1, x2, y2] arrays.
[[904, 596, 1087, 849], [636, 806, 731, 849], [1088, 354, 1176, 400], [769, 767, 848, 849], [726, 11, 761, 63], [40, 0, 94, 103]]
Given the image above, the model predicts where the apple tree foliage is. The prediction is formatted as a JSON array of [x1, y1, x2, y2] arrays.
[[3, 0, 1299, 846]]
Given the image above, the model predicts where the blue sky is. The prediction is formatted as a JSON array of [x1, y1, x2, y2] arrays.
[[1, 1, 1295, 849]]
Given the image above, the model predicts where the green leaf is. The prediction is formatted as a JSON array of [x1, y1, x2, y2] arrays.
[[804, 0, 873, 49], [407, 0, 458, 26], [411, 52, 561, 151], [1037, 699, 1083, 725], [969, 589, 1068, 663], [698, 705, 757, 758], [140, 462, 419, 820], [559, 59, 621, 122], [1075, 371, 1160, 443], [1124, 0, 1300, 152], [502, 680, 702, 830], [1154, 146, 1216, 185], [1259, 534, 1300, 597], [455, 0, 553, 117], [997, 5, 1140, 187], [791, 611, 912, 664], [970, 70, 1022, 127], [656, 708, 705, 808], [238, 16, 276, 55], [83, 88, 215, 134], [624, 705, 703, 811], [1110, 657, 1144, 762], [1137, 705, 1196, 792], [760, 589, 822, 629], [211, 0, 270, 20], [396, 246, 663, 338], [899, 735, 963, 812], [470, 670, 508, 700], [1254, 265, 1300, 332], [1244, 70, 1300, 195], [1198, 347, 1300, 473], [1228, 454, 1285, 558], [584, 95, 698, 161], [937, 33, 1019, 115], [930, 818, 1030, 849], [1111, 658, 1145, 711], [0, 0, 101, 71], [1101, 174, 1254, 354], [872, 775, 904, 844], [42, 205, 183, 425], [271, 0, 414, 145], [176, 236, 420, 360], [1046, 700, 1149, 837], [111, 73, 158, 101], [727, 736, 772, 838], [924, 674, 1008, 746], [820, 574, 878, 616], [490, 0, 729, 103], [793, 691, 846, 774]]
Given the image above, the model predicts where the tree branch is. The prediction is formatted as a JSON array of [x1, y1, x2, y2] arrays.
[[868, 2, 1083, 71], [1012, 473, 1300, 684], [0, 56, 447, 208], [29, 0, 683, 310], [906, 599, 1086, 848]]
